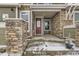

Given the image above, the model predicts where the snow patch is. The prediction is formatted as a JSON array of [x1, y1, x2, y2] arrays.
[[26, 42, 69, 51]]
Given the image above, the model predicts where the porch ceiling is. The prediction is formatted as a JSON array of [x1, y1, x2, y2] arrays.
[[33, 11, 58, 18]]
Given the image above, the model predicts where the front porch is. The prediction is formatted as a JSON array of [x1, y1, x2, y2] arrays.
[[25, 35, 78, 56], [32, 10, 61, 37], [0, 17, 76, 56]]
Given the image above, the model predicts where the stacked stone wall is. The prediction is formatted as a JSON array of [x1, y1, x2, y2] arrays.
[[5, 19, 28, 55]]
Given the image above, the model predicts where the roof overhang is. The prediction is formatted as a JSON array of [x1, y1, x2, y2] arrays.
[[31, 3, 67, 9], [0, 3, 19, 7]]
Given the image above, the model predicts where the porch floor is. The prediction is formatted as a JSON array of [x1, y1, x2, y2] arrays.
[[31, 35, 65, 42]]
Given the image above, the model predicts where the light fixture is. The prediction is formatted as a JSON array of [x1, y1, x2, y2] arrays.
[[11, 8, 14, 12]]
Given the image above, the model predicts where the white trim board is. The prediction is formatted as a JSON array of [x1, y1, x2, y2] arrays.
[[32, 9, 61, 12], [63, 25, 76, 28]]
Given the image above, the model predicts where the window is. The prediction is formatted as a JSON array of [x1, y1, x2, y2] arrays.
[[0, 14, 8, 22], [44, 20, 51, 34], [44, 21, 49, 30], [2, 14, 9, 21], [75, 13, 79, 21], [20, 11, 30, 32], [64, 28, 75, 38], [20, 11, 29, 21]]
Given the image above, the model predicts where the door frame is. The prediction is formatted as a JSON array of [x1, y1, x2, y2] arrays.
[[35, 16, 43, 35]]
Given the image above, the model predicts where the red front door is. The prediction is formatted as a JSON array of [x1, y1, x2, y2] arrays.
[[36, 18, 41, 35]]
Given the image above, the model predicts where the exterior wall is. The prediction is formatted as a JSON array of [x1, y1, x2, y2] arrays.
[[52, 9, 74, 38], [0, 8, 16, 19], [5, 19, 28, 55], [60, 9, 73, 26], [60, 9, 73, 38], [59, 9, 79, 46], [52, 12, 61, 37], [0, 7, 16, 30]]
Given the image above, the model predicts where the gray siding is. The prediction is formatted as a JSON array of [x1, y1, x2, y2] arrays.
[[0, 8, 16, 19]]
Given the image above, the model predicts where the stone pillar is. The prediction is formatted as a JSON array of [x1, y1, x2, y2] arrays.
[[5, 19, 27, 55]]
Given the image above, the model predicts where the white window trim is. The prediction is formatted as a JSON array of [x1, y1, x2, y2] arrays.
[[20, 11, 30, 22], [20, 11, 30, 32]]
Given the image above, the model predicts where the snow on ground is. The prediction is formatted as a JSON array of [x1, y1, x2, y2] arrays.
[[0, 22, 5, 28], [0, 42, 79, 56], [26, 42, 79, 51], [0, 45, 6, 48], [0, 52, 8, 56], [26, 42, 69, 51], [0, 52, 21, 56], [0, 45, 21, 56]]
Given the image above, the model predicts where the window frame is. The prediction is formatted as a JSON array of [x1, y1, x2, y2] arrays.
[[44, 19, 51, 31], [63, 28, 75, 38], [0, 13, 9, 22], [74, 11, 79, 22], [20, 11, 30, 32], [20, 11, 30, 22]]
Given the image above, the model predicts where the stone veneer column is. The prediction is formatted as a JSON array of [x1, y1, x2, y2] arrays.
[[5, 19, 27, 55]]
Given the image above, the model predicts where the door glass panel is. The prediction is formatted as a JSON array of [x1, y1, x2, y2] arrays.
[[36, 18, 41, 34], [37, 21, 41, 27], [45, 21, 49, 30]]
